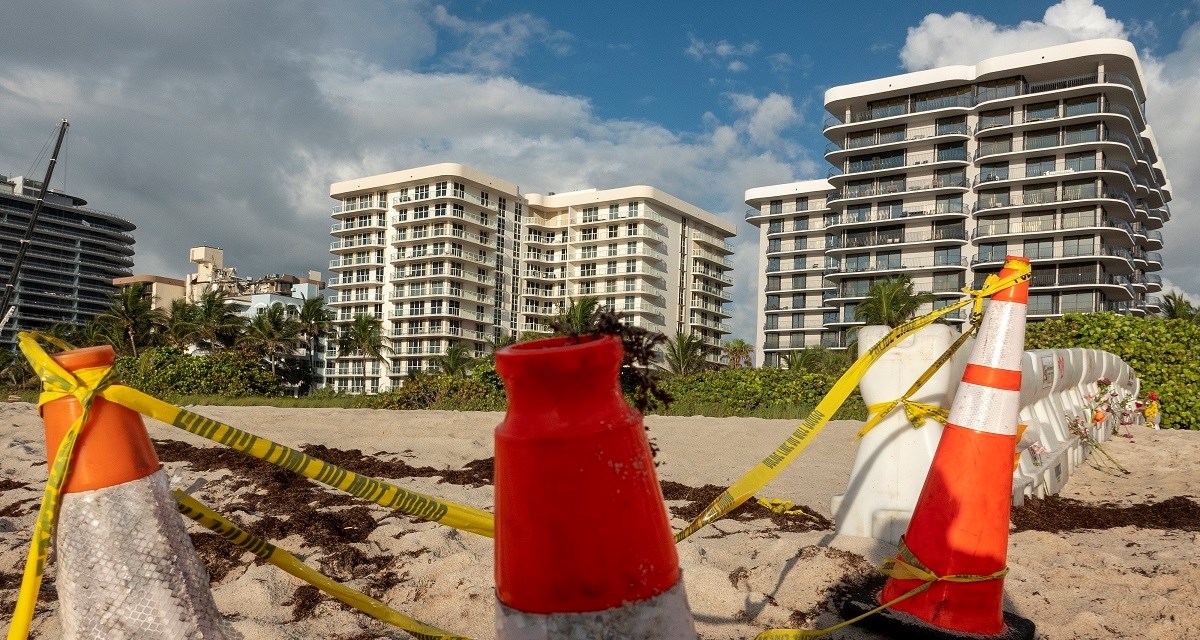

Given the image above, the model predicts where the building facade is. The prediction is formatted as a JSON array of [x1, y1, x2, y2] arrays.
[[328, 163, 735, 393], [0, 174, 136, 346], [746, 40, 1170, 368]]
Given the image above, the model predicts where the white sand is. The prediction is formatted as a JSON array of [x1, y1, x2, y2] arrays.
[[1, 403, 1197, 639]]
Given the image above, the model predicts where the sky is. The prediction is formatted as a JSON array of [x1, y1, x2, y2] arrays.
[[1, 0, 1198, 343]]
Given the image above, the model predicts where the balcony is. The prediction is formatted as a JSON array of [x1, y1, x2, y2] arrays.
[[331, 218, 386, 233], [691, 266, 733, 285], [973, 128, 1143, 162], [972, 159, 1135, 188], [972, 246, 1133, 268], [330, 236, 386, 251], [973, 100, 1142, 136], [833, 148, 969, 179], [827, 228, 967, 252], [828, 176, 967, 203], [330, 255, 384, 269], [692, 249, 735, 268], [691, 230, 734, 254], [745, 201, 826, 221], [971, 217, 1133, 240], [332, 198, 388, 215], [824, 70, 1139, 130], [971, 189, 1134, 214], [825, 122, 969, 157], [824, 256, 968, 278]]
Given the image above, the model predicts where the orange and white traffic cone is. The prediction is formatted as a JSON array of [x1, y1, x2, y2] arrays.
[[40, 345, 239, 638], [493, 335, 697, 638], [844, 257, 1036, 640]]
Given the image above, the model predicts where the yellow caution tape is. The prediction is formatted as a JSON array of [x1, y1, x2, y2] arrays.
[[104, 384, 496, 538], [755, 497, 819, 519], [756, 538, 1007, 639], [175, 491, 471, 640], [7, 335, 100, 640], [674, 259, 1030, 543]]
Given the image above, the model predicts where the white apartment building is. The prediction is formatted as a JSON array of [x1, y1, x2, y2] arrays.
[[328, 163, 734, 393], [747, 39, 1170, 368]]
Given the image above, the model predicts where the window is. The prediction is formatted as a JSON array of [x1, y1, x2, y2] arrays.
[[793, 236, 808, 250], [846, 178, 874, 198], [1062, 179, 1097, 201], [767, 257, 780, 272], [625, 259, 637, 273], [1023, 238, 1055, 259], [845, 253, 870, 272], [934, 246, 961, 266], [1059, 264, 1094, 285], [1062, 235, 1093, 257], [878, 225, 904, 245], [978, 242, 1007, 262], [791, 313, 804, 329], [1025, 156, 1056, 178], [933, 272, 964, 292], [581, 246, 597, 259], [1061, 207, 1095, 229], [1060, 292, 1094, 313], [582, 207, 599, 223], [414, 206, 429, 219], [792, 274, 806, 289], [582, 228, 598, 241], [480, 192, 489, 206], [1065, 151, 1096, 172], [607, 243, 618, 257], [1064, 125, 1100, 145], [765, 315, 779, 329], [452, 182, 465, 198], [936, 168, 966, 188], [936, 116, 967, 136], [980, 162, 1009, 183], [978, 134, 1013, 157], [1028, 294, 1054, 315], [767, 238, 782, 252], [1022, 211, 1054, 232], [768, 220, 783, 233], [627, 202, 640, 217], [795, 197, 810, 211], [793, 216, 809, 231], [606, 261, 618, 275], [936, 141, 966, 162], [878, 175, 906, 194], [978, 108, 1012, 131], [876, 250, 901, 269], [435, 181, 447, 197], [770, 200, 783, 214], [844, 278, 872, 296], [978, 188, 1011, 209], [847, 204, 871, 222], [580, 264, 597, 277], [414, 185, 429, 199], [934, 219, 965, 240], [877, 201, 903, 219], [936, 194, 963, 214], [1025, 128, 1059, 150], [1064, 95, 1099, 117], [1023, 184, 1056, 205], [1026, 101, 1058, 122]]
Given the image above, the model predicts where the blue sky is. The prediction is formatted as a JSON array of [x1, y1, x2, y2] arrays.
[[1, 0, 1197, 343]]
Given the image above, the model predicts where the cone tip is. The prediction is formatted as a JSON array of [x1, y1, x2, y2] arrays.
[[51, 345, 116, 371]]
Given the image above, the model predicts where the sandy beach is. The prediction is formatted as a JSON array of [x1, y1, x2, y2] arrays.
[[1, 403, 1198, 639]]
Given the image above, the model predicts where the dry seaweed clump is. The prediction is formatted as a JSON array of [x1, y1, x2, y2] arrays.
[[549, 309, 671, 415]]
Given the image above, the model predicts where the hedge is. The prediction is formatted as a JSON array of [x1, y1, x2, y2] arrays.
[[114, 347, 283, 399]]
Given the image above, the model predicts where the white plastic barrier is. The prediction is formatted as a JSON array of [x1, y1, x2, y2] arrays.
[[830, 324, 971, 543], [834, 329, 1142, 540]]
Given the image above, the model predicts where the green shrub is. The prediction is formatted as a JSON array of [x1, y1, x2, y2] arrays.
[[114, 347, 283, 398], [369, 374, 506, 412], [1025, 312, 1200, 430], [651, 367, 867, 419]]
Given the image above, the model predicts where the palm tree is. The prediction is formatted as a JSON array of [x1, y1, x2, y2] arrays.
[[664, 331, 708, 375], [162, 298, 199, 350], [483, 333, 518, 360], [781, 346, 853, 375], [96, 283, 163, 357], [855, 275, 937, 327], [1160, 291, 1197, 321], [296, 295, 334, 374], [721, 338, 753, 368], [193, 289, 246, 353], [337, 313, 391, 391], [239, 303, 303, 375], [552, 296, 601, 335], [430, 341, 476, 377]]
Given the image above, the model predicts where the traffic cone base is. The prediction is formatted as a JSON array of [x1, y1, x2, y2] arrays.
[[496, 578, 696, 640], [842, 576, 1036, 640]]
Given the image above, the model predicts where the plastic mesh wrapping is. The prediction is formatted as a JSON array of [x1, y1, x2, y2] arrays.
[[55, 469, 240, 639]]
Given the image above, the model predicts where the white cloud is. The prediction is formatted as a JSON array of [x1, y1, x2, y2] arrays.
[[900, 0, 1126, 70], [899, 1, 1200, 301], [685, 35, 760, 69], [0, 2, 817, 343], [430, 4, 572, 73], [767, 53, 792, 73], [727, 60, 748, 73]]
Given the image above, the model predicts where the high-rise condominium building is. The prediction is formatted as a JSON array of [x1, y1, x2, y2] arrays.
[[328, 163, 734, 393], [746, 40, 1170, 368], [0, 174, 136, 346]]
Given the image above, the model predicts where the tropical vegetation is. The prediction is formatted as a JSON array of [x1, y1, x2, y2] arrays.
[[855, 275, 937, 327]]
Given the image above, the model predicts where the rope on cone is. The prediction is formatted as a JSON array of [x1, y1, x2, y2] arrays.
[[754, 538, 1009, 640], [673, 261, 1031, 543], [175, 491, 471, 640]]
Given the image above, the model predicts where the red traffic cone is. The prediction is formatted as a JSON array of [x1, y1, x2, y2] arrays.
[[40, 345, 239, 638], [845, 257, 1035, 640], [493, 335, 697, 638]]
